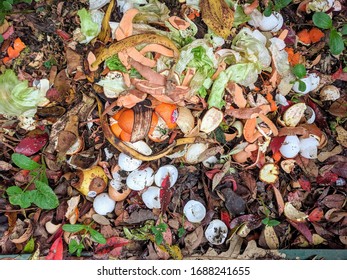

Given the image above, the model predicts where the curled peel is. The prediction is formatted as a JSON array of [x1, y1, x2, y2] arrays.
[[91, 33, 180, 69], [200, 0, 234, 39]]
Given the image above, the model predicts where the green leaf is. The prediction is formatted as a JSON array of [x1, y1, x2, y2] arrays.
[[6, 186, 33, 208], [62, 224, 86, 233], [262, 217, 270, 225], [68, 239, 84, 256], [0, 34, 4, 44], [329, 29, 345, 55], [298, 80, 307, 92], [11, 153, 41, 170], [89, 228, 106, 244], [341, 24, 347, 36], [177, 227, 185, 238], [233, 4, 251, 27], [263, 5, 273, 17], [32, 181, 59, 209], [267, 219, 281, 227], [154, 233, 164, 245], [22, 237, 35, 253], [105, 55, 127, 72], [274, 0, 292, 11], [312, 12, 332, 30], [2, 1, 13, 11], [292, 64, 306, 79]]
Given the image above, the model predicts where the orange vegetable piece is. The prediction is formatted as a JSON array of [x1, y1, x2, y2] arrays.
[[7, 46, 19, 59], [266, 93, 278, 112], [285, 47, 301, 66], [309, 28, 325, 43], [110, 121, 122, 138], [2, 57, 11, 64], [13, 38, 26, 52], [117, 109, 134, 134], [272, 150, 282, 163], [119, 130, 132, 142], [154, 103, 178, 129], [297, 29, 311, 45]]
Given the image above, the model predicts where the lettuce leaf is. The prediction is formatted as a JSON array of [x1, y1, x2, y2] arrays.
[[77, 8, 102, 44], [0, 70, 47, 117]]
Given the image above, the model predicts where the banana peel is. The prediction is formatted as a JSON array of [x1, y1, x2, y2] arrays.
[[98, 0, 115, 43], [91, 33, 180, 69], [200, 0, 234, 39], [96, 95, 196, 161]]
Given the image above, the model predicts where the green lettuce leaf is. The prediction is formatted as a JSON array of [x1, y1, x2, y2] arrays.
[[77, 8, 102, 44], [0, 70, 47, 117]]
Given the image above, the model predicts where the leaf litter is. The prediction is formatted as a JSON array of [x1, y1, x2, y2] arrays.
[[0, 0, 346, 260]]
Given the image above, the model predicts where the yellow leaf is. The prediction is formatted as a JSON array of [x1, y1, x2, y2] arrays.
[[200, 0, 234, 39]]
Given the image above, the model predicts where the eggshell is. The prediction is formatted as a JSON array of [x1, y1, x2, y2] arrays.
[[118, 153, 142, 171], [279, 135, 300, 158], [154, 165, 178, 187], [299, 136, 319, 159], [204, 219, 228, 245], [93, 193, 116, 215], [183, 200, 206, 223], [141, 186, 161, 209], [126, 167, 154, 191]]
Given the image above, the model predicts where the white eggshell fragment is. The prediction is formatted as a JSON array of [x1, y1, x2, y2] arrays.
[[202, 156, 218, 168], [183, 200, 206, 223], [304, 106, 316, 124], [126, 167, 154, 191], [185, 143, 209, 164], [259, 12, 283, 32], [279, 135, 301, 158], [204, 219, 228, 245], [124, 140, 153, 155], [93, 193, 116, 215], [154, 165, 178, 187], [299, 136, 320, 159], [117, 153, 142, 171], [292, 73, 320, 94], [142, 186, 161, 209], [320, 85, 340, 101]]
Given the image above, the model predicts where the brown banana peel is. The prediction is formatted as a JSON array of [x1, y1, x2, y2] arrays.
[[96, 95, 196, 161], [98, 0, 115, 43], [200, 0, 234, 39], [91, 33, 180, 69]]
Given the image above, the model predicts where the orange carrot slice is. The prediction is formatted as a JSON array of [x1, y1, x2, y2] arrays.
[[13, 38, 26, 52], [7, 46, 19, 58]]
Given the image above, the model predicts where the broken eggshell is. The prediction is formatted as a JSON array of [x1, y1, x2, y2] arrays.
[[117, 152, 142, 171], [176, 107, 195, 135], [183, 200, 206, 223], [123, 140, 153, 155], [204, 219, 228, 245], [319, 85, 340, 101], [259, 163, 280, 184], [108, 172, 131, 202], [279, 135, 301, 158], [282, 103, 307, 127], [93, 193, 116, 215], [299, 136, 320, 159], [292, 73, 320, 94], [141, 186, 161, 209], [126, 167, 155, 191], [154, 164, 178, 187], [184, 143, 209, 164], [200, 107, 223, 134], [248, 9, 284, 32]]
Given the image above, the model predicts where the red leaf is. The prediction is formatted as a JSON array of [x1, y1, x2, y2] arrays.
[[56, 29, 71, 40], [308, 207, 324, 223], [270, 136, 286, 154], [205, 168, 220, 180], [160, 175, 173, 214], [95, 237, 129, 257], [305, 99, 331, 135], [2, 25, 14, 40], [316, 172, 339, 185], [220, 209, 231, 227], [288, 220, 313, 243], [45, 236, 63, 260], [332, 65, 347, 81], [15, 133, 48, 156], [298, 177, 311, 192]]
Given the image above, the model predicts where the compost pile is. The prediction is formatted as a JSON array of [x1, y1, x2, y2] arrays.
[[0, 0, 346, 260]]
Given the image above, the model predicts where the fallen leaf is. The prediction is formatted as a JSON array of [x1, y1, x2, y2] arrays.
[[264, 225, 279, 249], [284, 202, 308, 222], [308, 207, 324, 222], [288, 220, 313, 244], [200, 0, 234, 39], [221, 187, 246, 216], [321, 194, 345, 209], [336, 126, 347, 148], [94, 236, 130, 257], [45, 236, 63, 260], [66, 48, 82, 75], [183, 226, 204, 254], [65, 195, 80, 224], [318, 145, 343, 162], [14, 133, 49, 156]]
